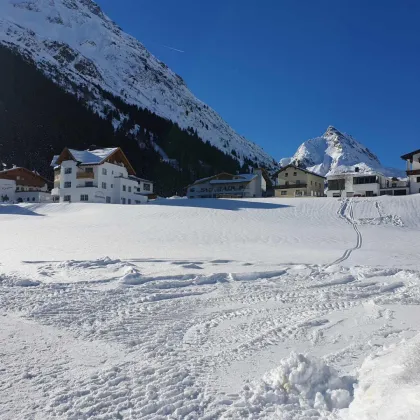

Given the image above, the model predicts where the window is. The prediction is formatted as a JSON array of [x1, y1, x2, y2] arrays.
[[32, 197, 35, 202], [120, 172, 123, 177], [17, 176, 20, 180], [296, 180, 301, 185], [64, 195, 71, 202], [285, 173, 289, 177], [102, 182, 107, 189], [102, 168, 107, 175], [106, 197, 111, 203], [190, 188, 195, 192], [85, 168, 94, 173], [353, 176, 377, 185], [123, 185, 126, 192], [64, 182, 71, 188], [121, 198, 126, 204], [80, 194, 88, 201], [328, 179, 345, 190], [293, 172, 297, 176], [86, 181, 93, 187], [285, 181, 289, 186], [311, 181, 313, 185], [143, 183, 151, 191], [128, 199, 131, 204], [135, 200, 141, 204], [112, 171, 114, 175], [111, 184, 114, 188], [281, 191, 287, 196], [417, 177, 420, 183], [27, 197, 30, 202], [128, 186, 132, 193], [65, 168, 72, 174]]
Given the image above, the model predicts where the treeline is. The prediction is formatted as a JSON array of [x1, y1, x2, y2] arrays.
[[0, 45, 253, 196]]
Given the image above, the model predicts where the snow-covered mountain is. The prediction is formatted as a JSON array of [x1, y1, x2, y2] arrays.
[[0, 0, 277, 169], [282, 126, 405, 178]]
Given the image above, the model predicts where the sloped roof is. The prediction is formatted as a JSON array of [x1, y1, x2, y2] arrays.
[[191, 172, 257, 186], [54, 147, 136, 175], [401, 149, 420, 160], [68, 148, 119, 164], [274, 164, 326, 179]]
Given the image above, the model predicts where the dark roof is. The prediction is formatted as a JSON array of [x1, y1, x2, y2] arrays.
[[401, 149, 420, 160], [273, 164, 326, 179]]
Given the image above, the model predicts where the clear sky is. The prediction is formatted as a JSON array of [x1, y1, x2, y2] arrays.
[[96, 0, 420, 169]]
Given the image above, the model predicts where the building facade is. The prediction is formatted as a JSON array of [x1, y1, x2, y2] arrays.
[[326, 171, 408, 198], [187, 170, 267, 199], [0, 167, 52, 203], [274, 165, 325, 197], [51, 147, 153, 204], [401, 149, 420, 195]]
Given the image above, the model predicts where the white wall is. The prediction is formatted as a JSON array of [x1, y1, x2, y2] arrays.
[[16, 192, 52, 203], [53, 161, 149, 204], [0, 179, 16, 202], [326, 174, 381, 197]]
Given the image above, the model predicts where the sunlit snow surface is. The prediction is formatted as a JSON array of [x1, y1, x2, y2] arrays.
[[1, 196, 420, 419]]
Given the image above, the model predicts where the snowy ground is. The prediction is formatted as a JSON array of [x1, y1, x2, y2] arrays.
[[1, 196, 420, 419]]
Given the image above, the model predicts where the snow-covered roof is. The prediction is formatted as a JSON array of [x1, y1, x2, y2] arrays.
[[50, 155, 59, 167], [209, 174, 257, 184], [191, 173, 257, 186], [68, 148, 119, 164]]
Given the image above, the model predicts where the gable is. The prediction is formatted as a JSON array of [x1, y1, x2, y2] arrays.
[[103, 148, 136, 176], [0, 167, 49, 187]]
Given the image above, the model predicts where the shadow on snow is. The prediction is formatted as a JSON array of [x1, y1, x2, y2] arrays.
[[0, 204, 44, 216], [150, 198, 290, 211]]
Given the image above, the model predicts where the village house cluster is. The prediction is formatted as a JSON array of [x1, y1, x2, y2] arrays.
[[1, 146, 420, 204], [0, 147, 154, 205]]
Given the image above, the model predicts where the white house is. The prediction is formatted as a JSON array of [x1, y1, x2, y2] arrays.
[[51, 147, 153, 204], [0, 167, 52, 203], [326, 169, 408, 198], [401, 149, 420, 194], [187, 169, 267, 199]]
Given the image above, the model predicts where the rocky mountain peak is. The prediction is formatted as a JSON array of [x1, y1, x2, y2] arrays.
[[280, 126, 404, 178]]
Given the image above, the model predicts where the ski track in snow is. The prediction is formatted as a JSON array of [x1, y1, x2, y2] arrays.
[[0, 197, 419, 419]]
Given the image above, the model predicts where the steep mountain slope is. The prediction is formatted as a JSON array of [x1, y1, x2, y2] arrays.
[[0, 0, 276, 170], [282, 126, 404, 177], [0, 45, 249, 196]]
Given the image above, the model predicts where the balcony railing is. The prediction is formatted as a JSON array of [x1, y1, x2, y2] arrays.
[[407, 169, 420, 176], [76, 171, 95, 179], [274, 183, 307, 189]]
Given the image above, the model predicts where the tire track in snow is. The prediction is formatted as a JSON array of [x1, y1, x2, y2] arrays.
[[326, 199, 363, 267]]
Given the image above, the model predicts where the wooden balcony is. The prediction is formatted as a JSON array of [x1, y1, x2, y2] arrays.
[[407, 169, 420, 176], [76, 171, 95, 179]]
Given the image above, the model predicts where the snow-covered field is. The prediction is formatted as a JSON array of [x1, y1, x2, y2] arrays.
[[1, 196, 420, 419]]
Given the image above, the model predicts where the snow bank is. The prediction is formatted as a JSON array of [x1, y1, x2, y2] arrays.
[[221, 352, 355, 418], [345, 335, 420, 420]]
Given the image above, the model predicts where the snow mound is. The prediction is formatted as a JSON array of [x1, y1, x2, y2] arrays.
[[220, 352, 355, 418], [346, 335, 420, 420]]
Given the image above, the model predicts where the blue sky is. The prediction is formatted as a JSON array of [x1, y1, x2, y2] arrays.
[[96, 0, 420, 169]]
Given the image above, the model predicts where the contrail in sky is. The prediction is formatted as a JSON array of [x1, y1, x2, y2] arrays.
[[162, 44, 185, 53]]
